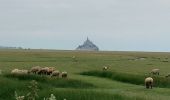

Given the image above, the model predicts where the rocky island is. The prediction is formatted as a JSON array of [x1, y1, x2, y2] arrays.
[[76, 37, 99, 51]]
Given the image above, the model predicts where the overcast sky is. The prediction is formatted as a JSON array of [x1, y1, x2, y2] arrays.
[[0, 0, 170, 51]]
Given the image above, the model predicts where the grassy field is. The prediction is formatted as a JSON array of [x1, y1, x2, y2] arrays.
[[0, 49, 170, 100]]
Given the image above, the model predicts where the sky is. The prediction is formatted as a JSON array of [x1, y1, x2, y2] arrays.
[[0, 0, 170, 51]]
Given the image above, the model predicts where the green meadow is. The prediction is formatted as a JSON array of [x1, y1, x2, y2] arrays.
[[0, 49, 170, 100]]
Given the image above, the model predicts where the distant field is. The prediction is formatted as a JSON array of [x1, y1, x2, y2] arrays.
[[1, 49, 170, 100]]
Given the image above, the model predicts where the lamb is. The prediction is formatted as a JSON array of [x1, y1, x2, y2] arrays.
[[61, 71, 67, 78], [145, 77, 153, 89], [30, 66, 41, 74], [150, 69, 160, 75], [51, 70, 60, 77]]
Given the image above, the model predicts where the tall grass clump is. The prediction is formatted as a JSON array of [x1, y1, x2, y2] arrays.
[[4, 73, 95, 89], [39, 89, 140, 100], [26, 80, 39, 100], [15, 80, 39, 100], [0, 76, 28, 100], [152, 76, 170, 88], [80, 70, 144, 85], [80, 70, 170, 88], [4, 74, 47, 82]]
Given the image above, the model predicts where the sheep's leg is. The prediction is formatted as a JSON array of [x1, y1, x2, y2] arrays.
[[150, 83, 153, 89], [145, 82, 149, 89]]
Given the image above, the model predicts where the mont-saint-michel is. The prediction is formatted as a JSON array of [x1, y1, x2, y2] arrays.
[[76, 38, 99, 51]]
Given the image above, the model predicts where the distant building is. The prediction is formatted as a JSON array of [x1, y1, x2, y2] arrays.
[[0, 46, 23, 49], [76, 37, 99, 51]]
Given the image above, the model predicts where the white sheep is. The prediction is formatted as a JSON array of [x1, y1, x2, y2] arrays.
[[145, 77, 153, 89], [103, 66, 109, 71], [11, 69, 29, 75], [61, 71, 67, 78], [11, 69, 20, 75], [72, 56, 78, 62], [51, 70, 60, 77], [150, 69, 160, 75]]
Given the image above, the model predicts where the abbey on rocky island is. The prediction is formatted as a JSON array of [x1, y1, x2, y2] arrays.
[[76, 37, 99, 51]]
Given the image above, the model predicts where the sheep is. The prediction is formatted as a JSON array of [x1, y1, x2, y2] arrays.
[[165, 73, 170, 78], [145, 77, 153, 89], [30, 66, 41, 74], [103, 66, 109, 71], [61, 71, 67, 78], [150, 69, 160, 75], [11, 69, 18, 74], [51, 70, 60, 77], [37, 67, 49, 75], [72, 56, 78, 62], [11, 69, 29, 75], [32, 66, 55, 75], [47, 67, 55, 75]]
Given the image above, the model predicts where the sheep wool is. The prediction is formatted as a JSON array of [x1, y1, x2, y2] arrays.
[[51, 70, 60, 77], [30, 66, 41, 74], [145, 77, 153, 89], [61, 71, 67, 78], [151, 69, 160, 75], [11, 69, 28, 75], [103, 66, 109, 71]]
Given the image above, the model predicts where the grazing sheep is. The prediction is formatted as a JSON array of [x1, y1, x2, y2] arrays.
[[11, 69, 18, 74], [165, 73, 170, 78], [145, 77, 153, 89], [37, 67, 49, 75], [103, 66, 109, 71], [32, 66, 54, 75], [30, 66, 41, 74], [47, 67, 55, 75], [51, 70, 60, 77], [72, 56, 78, 62], [72, 56, 75, 59], [151, 69, 160, 75], [11, 69, 29, 75], [61, 71, 67, 78]]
